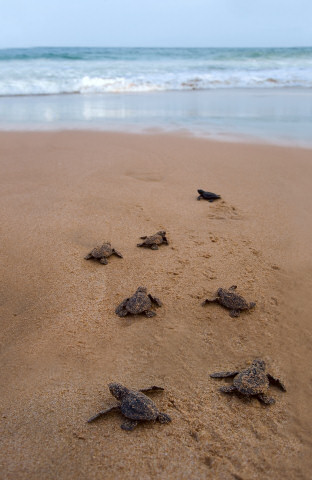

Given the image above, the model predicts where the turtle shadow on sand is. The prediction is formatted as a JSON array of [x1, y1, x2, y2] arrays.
[[87, 383, 171, 431], [211, 359, 286, 404]]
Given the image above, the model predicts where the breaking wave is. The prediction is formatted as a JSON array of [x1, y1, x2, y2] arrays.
[[0, 47, 311, 96]]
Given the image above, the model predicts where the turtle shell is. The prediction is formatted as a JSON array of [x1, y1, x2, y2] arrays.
[[143, 234, 164, 245], [91, 244, 113, 258], [126, 290, 152, 314], [217, 288, 250, 310], [120, 391, 159, 421], [233, 366, 269, 395]]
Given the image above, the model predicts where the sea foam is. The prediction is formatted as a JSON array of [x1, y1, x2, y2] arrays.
[[0, 47, 311, 96]]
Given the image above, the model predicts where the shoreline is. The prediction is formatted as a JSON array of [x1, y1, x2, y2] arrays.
[[0, 127, 312, 150], [0, 131, 311, 479], [1, 86, 311, 96], [1, 88, 311, 148]]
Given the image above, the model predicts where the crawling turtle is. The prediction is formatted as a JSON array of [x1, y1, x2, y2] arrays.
[[115, 286, 162, 317], [137, 231, 168, 250], [202, 285, 256, 317], [210, 359, 286, 404], [84, 242, 123, 265], [87, 383, 171, 431], [197, 190, 221, 202]]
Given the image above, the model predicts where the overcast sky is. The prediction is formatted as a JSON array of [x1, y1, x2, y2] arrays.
[[1, 0, 311, 49]]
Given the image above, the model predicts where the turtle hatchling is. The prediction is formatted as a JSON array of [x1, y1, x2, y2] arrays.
[[115, 286, 162, 317], [87, 383, 171, 431], [137, 231, 168, 250], [202, 285, 256, 317], [197, 189, 221, 202], [210, 359, 286, 404], [84, 242, 123, 265]]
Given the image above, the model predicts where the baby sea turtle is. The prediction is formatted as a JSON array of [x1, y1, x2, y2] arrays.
[[137, 231, 168, 250], [202, 285, 256, 317], [115, 286, 162, 317], [87, 383, 171, 431], [210, 359, 286, 404], [84, 242, 123, 265], [197, 189, 221, 202]]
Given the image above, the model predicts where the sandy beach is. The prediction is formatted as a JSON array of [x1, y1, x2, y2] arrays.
[[0, 131, 311, 479]]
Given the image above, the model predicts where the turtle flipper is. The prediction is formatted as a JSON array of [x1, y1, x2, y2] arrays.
[[115, 300, 129, 317], [121, 419, 138, 431], [267, 374, 286, 391], [140, 236, 147, 239], [228, 285, 237, 291], [219, 385, 237, 394], [84, 253, 93, 260], [113, 249, 123, 258], [148, 294, 162, 307], [197, 195, 202, 200], [87, 405, 120, 423], [257, 393, 275, 405], [248, 302, 256, 309], [99, 257, 108, 265], [139, 386, 164, 393], [145, 310, 156, 318], [201, 297, 217, 306], [158, 412, 171, 424], [210, 371, 239, 378], [229, 309, 240, 317]]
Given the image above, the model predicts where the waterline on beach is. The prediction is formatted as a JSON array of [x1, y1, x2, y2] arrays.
[[0, 88, 311, 147]]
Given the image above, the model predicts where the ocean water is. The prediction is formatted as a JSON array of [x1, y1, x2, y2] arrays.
[[0, 47, 311, 145], [1, 46, 312, 95]]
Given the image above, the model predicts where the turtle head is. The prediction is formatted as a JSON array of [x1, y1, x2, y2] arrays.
[[252, 359, 266, 371], [157, 231, 166, 237], [136, 286, 147, 294], [108, 383, 129, 400], [197, 189, 204, 195]]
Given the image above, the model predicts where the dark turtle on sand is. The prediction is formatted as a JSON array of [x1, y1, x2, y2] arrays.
[[202, 285, 256, 317], [197, 190, 221, 202], [137, 231, 168, 250], [87, 383, 171, 431], [84, 243, 123, 265], [115, 286, 162, 317], [210, 359, 286, 404]]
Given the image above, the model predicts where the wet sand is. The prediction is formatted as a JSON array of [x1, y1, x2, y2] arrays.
[[0, 131, 311, 479]]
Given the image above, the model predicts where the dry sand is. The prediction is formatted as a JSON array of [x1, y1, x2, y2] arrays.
[[0, 131, 311, 479]]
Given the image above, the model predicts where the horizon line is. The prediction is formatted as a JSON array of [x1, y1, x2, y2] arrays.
[[1, 45, 311, 50]]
